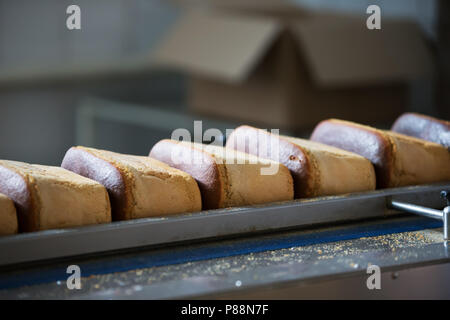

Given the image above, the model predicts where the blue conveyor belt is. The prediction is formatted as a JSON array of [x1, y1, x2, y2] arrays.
[[0, 217, 442, 290]]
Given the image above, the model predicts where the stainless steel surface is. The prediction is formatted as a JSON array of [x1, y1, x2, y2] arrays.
[[0, 223, 448, 299], [206, 262, 450, 299], [389, 190, 450, 239], [0, 183, 448, 267], [390, 201, 443, 220], [445, 207, 449, 241], [75, 228, 450, 299]]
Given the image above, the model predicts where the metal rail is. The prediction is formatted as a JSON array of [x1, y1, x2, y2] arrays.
[[388, 190, 450, 240]]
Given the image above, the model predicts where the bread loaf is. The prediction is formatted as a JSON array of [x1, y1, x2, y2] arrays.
[[311, 119, 450, 188], [149, 140, 294, 209], [391, 112, 450, 148], [0, 193, 18, 235], [62, 146, 202, 220], [226, 125, 376, 198], [0, 160, 111, 232]]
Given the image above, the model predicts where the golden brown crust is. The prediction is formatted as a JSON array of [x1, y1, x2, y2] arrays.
[[61, 147, 132, 221], [0, 164, 38, 232], [226, 125, 314, 198], [311, 119, 395, 188], [0, 160, 111, 232], [149, 140, 224, 209], [0, 193, 18, 235], [150, 139, 294, 208], [311, 119, 450, 188], [391, 112, 450, 148], [227, 125, 375, 197], [385, 131, 450, 186], [62, 146, 202, 219]]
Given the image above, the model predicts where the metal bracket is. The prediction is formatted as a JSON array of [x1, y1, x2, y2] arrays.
[[388, 190, 450, 240]]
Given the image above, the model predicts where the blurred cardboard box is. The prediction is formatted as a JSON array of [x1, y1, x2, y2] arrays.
[[154, 2, 433, 130]]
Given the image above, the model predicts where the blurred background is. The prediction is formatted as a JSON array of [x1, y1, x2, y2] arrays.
[[0, 0, 448, 166]]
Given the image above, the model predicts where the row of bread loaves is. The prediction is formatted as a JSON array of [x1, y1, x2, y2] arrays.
[[0, 112, 448, 235]]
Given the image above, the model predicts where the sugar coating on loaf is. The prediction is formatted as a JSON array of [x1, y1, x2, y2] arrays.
[[0, 160, 111, 232], [62, 146, 202, 220], [391, 112, 450, 148], [226, 125, 376, 198], [150, 139, 294, 209], [0, 193, 18, 235], [311, 119, 450, 188]]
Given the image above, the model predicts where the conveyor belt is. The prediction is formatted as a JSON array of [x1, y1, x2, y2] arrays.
[[0, 183, 448, 267], [0, 215, 442, 290]]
